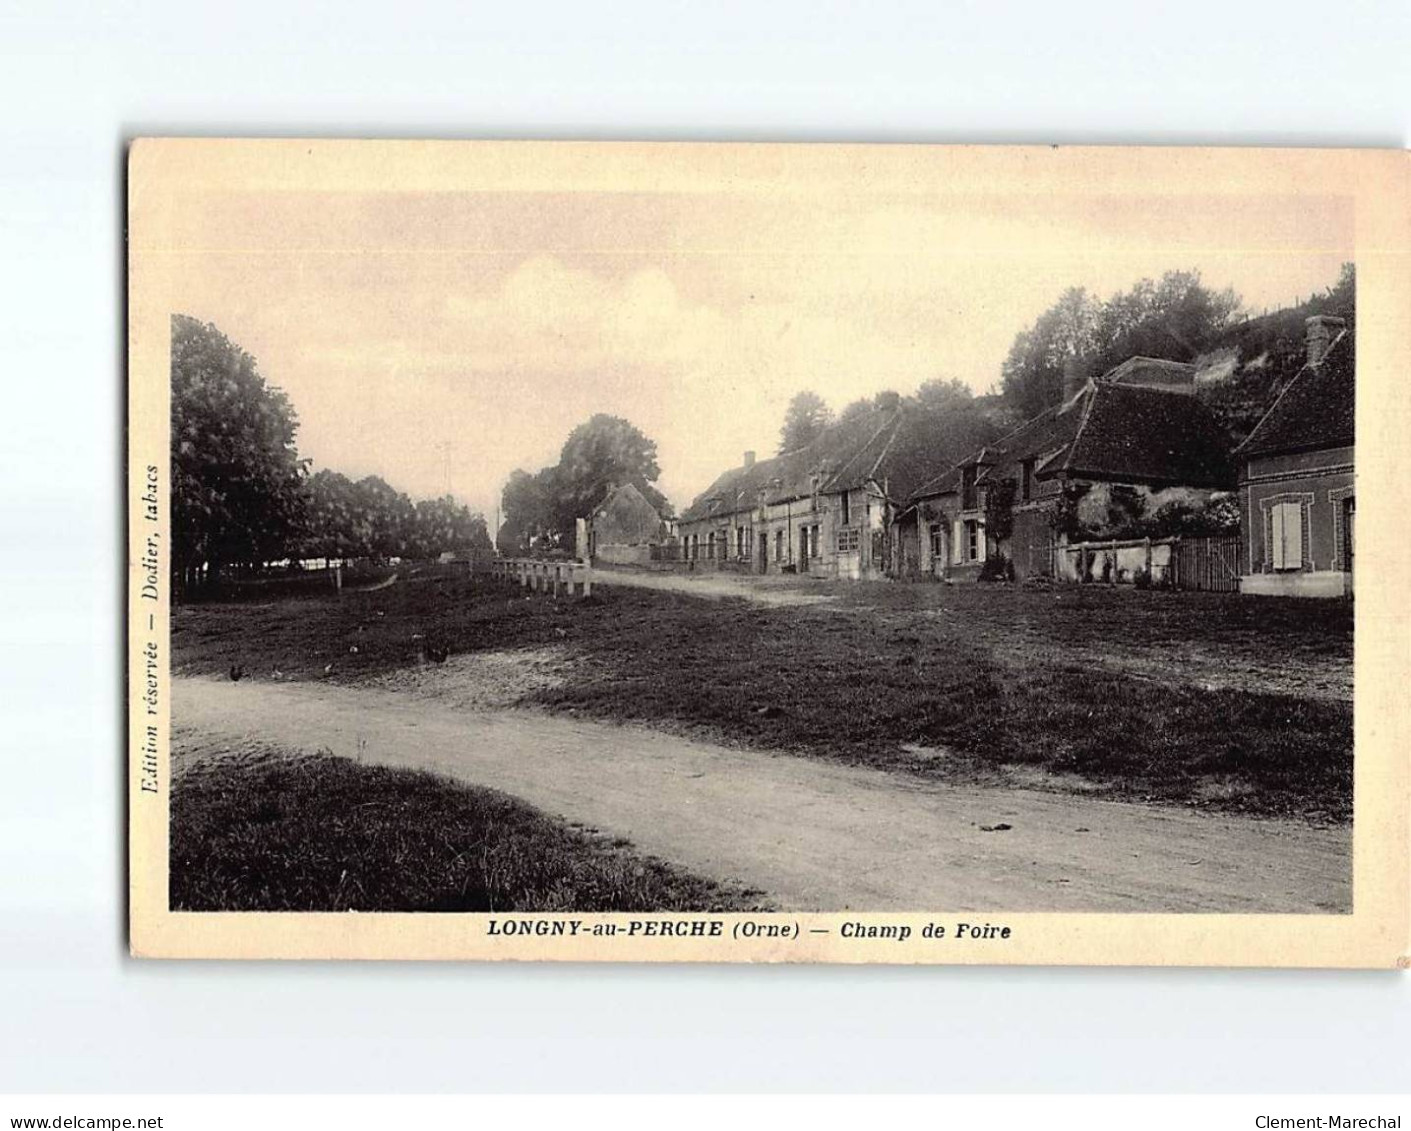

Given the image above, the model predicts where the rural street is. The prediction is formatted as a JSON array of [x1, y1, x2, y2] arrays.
[[174, 675, 1350, 913]]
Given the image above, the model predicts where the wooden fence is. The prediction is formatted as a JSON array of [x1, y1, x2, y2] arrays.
[[1169, 534, 1243, 593], [1057, 533, 1243, 592], [478, 557, 594, 599]]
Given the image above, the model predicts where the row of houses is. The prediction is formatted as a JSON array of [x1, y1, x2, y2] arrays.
[[589, 315, 1354, 597]]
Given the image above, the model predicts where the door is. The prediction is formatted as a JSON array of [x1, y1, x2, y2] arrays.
[[798, 525, 809, 573], [758, 531, 768, 574]]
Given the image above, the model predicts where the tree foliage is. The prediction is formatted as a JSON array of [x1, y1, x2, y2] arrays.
[[171, 314, 308, 592], [300, 470, 490, 562], [172, 315, 493, 593], [1197, 263, 1355, 443], [499, 414, 671, 554], [1000, 272, 1243, 418], [778, 390, 834, 452]]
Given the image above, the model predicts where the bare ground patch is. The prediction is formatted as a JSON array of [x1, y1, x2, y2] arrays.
[[352, 645, 575, 710]]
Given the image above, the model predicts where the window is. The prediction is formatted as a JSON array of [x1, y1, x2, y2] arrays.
[[837, 528, 859, 553], [707, 532, 716, 561], [929, 523, 945, 560], [962, 465, 978, 510], [811, 524, 821, 559], [736, 527, 746, 559], [840, 491, 850, 526], [775, 530, 785, 563], [1021, 458, 1034, 502], [1270, 500, 1304, 571], [965, 520, 980, 562]]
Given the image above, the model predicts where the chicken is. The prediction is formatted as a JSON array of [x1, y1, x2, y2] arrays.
[[229, 663, 244, 682], [425, 643, 449, 664]]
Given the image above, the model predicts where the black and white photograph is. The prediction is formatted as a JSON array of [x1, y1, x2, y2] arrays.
[[8, 0, 1411, 1116], [125, 139, 1404, 965]]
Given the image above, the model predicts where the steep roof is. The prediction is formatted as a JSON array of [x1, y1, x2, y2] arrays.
[[1056, 382, 1232, 486], [1236, 329, 1354, 458], [680, 403, 995, 523], [590, 482, 665, 544], [912, 376, 1234, 500]]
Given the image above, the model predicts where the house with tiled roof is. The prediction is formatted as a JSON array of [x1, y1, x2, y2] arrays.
[[584, 482, 670, 566], [1236, 316, 1354, 597], [677, 397, 995, 579], [899, 356, 1236, 581]]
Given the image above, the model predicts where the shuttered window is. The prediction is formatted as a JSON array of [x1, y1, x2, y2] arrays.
[[1271, 500, 1304, 571]]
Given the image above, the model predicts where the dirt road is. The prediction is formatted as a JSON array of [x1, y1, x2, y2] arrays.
[[174, 675, 1350, 913]]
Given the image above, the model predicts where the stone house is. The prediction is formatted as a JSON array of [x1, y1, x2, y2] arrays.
[[1236, 316, 1354, 597], [678, 400, 992, 580], [583, 482, 669, 566], [898, 357, 1235, 582]]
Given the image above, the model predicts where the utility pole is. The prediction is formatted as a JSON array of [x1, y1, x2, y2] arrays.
[[435, 441, 452, 497]]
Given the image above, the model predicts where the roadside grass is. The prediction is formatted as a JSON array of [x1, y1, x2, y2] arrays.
[[171, 741, 768, 912], [173, 574, 1353, 823]]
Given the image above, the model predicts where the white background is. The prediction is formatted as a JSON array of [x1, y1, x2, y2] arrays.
[[2, 0, 1409, 1095]]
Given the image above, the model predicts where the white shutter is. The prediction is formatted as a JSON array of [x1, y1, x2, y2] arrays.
[[976, 522, 988, 562], [1283, 502, 1303, 570], [1272, 501, 1303, 571], [952, 520, 963, 564]]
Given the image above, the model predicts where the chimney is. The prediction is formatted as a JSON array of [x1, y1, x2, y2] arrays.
[[1062, 356, 1089, 403], [743, 450, 756, 469], [1305, 315, 1346, 369]]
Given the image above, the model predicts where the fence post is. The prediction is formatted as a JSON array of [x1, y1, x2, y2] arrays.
[[1144, 537, 1152, 580], [581, 564, 592, 599], [552, 562, 562, 599]]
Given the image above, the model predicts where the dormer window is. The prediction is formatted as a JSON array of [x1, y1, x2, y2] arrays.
[[962, 465, 978, 511]]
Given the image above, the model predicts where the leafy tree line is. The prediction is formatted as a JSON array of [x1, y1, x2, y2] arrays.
[[171, 315, 491, 597], [999, 270, 1244, 419], [498, 414, 673, 554], [997, 264, 1355, 428]]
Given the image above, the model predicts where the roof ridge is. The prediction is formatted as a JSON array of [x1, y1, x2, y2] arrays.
[[1234, 327, 1350, 455], [821, 408, 898, 489], [1058, 381, 1101, 475]]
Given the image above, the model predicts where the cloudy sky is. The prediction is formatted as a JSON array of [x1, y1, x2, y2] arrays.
[[164, 171, 1351, 521]]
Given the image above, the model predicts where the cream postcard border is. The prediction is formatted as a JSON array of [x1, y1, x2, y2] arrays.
[[127, 140, 1410, 965]]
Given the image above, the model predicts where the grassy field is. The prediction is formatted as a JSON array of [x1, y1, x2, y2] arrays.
[[171, 739, 768, 912], [173, 571, 1353, 822]]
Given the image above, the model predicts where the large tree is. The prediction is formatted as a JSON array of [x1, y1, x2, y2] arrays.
[[778, 390, 833, 452], [999, 272, 1242, 418], [408, 496, 493, 559], [500, 413, 671, 553], [170, 314, 307, 595], [998, 286, 1101, 419], [299, 469, 365, 561]]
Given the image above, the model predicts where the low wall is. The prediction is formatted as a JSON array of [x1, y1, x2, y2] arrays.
[[1055, 539, 1175, 584], [1240, 570, 1349, 599], [595, 543, 653, 567]]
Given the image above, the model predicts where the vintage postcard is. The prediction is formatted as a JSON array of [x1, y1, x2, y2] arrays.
[[128, 139, 1409, 964]]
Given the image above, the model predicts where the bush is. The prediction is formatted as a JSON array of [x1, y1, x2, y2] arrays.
[[978, 552, 1015, 583]]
